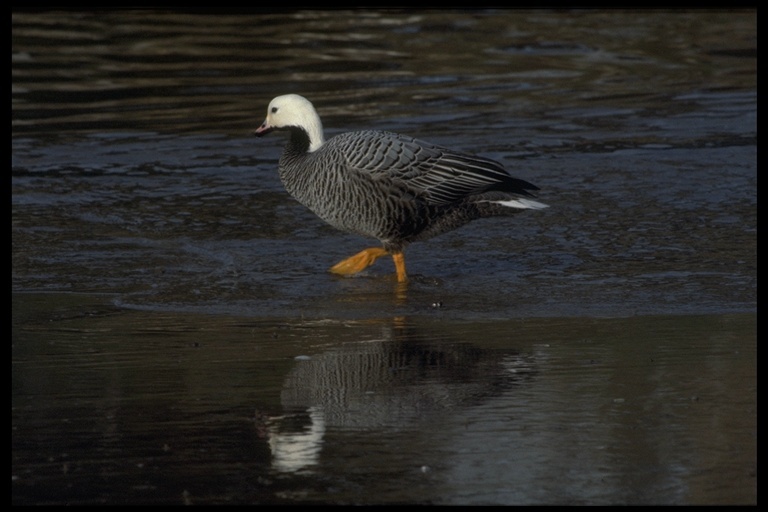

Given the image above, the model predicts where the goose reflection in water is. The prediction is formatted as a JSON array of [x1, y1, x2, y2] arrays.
[[263, 318, 537, 473]]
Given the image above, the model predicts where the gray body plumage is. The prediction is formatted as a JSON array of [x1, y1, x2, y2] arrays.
[[278, 129, 543, 253], [255, 94, 547, 258]]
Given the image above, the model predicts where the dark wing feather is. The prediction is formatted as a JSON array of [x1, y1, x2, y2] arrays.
[[332, 130, 537, 206]]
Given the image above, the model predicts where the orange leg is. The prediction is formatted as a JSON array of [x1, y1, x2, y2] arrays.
[[391, 251, 407, 283], [329, 247, 388, 276]]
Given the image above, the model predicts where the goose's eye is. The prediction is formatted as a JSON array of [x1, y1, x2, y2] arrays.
[[271, 107, 278, 113]]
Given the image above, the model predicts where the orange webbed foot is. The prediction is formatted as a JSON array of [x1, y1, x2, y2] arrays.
[[329, 248, 408, 283], [329, 247, 389, 276]]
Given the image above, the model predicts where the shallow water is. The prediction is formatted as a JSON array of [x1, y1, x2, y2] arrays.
[[12, 10, 755, 505]]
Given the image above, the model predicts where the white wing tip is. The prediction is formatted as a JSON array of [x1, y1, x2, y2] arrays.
[[493, 198, 549, 210]]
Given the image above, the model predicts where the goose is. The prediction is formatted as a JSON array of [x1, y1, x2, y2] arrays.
[[254, 94, 547, 283]]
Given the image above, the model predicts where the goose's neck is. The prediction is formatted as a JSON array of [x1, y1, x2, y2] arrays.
[[289, 109, 325, 153], [305, 118, 325, 153], [282, 124, 324, 168], [285, 127, 312, 156]]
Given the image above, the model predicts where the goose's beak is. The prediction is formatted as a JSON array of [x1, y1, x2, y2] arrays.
[[254, 120, 272, 136]]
